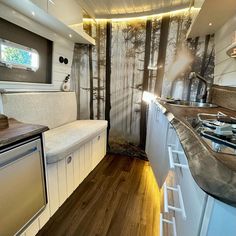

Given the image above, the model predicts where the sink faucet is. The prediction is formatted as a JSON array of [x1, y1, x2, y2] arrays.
[[188, 72, 212, 103]]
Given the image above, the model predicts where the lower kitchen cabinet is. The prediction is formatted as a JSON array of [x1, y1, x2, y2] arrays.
[[146, 101, 169, 188], [159, 124, 207, 236], [169, 127, 207, 236], [21, 130, 107, 235], [200, 196, 236, 236], [146, 104, 208, 236], [148, 102, 236, 236]]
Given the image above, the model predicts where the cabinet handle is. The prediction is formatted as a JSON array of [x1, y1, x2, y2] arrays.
[[168, 146, 189, 170], [163, 182, 186, 220], [160, 213, 177, 236], [0, 146, 38, 168], [155, 105, 160, 122], [67, 156, 72, 164], [98, 135, 100, 140]]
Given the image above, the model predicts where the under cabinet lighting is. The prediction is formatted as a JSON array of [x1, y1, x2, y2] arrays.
[[69, 34, 72, 38], [209, 22, 212, 26], [31, 11, 35, 16]]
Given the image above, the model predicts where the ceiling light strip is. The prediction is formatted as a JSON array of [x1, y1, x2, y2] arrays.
[[83, 7, 200, 22]]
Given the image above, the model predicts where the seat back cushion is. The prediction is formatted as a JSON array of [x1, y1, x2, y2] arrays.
[[2, 92, 77, 129]]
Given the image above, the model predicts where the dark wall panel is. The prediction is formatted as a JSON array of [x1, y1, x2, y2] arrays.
[[0, 17, 52, 84]]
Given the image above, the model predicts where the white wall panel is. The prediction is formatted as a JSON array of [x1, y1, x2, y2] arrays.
[[214, 13, 236, 86]]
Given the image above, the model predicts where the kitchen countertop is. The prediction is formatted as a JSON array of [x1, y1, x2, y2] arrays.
[[156, 99, 236, 206], [0, 118, 48, 149]]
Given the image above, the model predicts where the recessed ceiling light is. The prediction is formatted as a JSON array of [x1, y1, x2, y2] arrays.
[[209, 22, 212, 26], [31, 11, 35, 16], [69, 34, 72, 38]]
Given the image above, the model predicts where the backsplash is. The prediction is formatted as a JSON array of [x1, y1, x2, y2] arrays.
[[212, 85, 236, 111]]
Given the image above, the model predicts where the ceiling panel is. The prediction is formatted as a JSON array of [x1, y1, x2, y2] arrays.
[[77, 0, 191, 18]]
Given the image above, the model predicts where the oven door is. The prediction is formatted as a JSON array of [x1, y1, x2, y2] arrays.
[[0, 138, 47, 236]]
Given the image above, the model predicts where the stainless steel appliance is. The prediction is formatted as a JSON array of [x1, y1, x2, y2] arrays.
[[187, 112, 236, 155], [0, 137, 47, 236]]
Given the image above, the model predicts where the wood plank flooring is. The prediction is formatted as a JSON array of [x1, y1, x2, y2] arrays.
[[37, 155, 160, 236]]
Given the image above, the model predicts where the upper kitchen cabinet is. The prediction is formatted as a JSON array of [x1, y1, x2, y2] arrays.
[[0, 0, 95, 45], [30, 0, 47, 11], [187, 0, 236, 38], [47, 0, 83, 28]]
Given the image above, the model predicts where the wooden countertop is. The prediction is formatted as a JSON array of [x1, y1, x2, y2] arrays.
[[0, 118, 49, 148], [156, 99, 236, 206]]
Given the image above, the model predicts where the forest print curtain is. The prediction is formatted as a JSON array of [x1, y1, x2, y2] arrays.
[[71, 10, 214, 157]]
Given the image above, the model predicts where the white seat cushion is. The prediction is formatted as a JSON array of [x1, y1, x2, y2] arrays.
[[44, 120, 107, 164]]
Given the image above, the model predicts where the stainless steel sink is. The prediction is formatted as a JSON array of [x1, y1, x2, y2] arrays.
[[166, 100, 218, 108]]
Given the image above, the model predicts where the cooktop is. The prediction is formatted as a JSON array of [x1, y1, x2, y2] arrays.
[[187, 112, 236, 155]]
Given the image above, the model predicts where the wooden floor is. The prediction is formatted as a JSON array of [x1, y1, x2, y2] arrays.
[[37, 155, 160, 236]]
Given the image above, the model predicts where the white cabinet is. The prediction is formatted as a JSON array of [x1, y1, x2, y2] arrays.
[[66, 155, 75, 196], [148, 102, 236, 236], [73, 149, 81, 189], [147, 103, 207, 236], [47, 163, 60, 216], [92, 131, 106, 169], [46, 140, 93, 218], [201, 197, 236, 236], [47, 0, 83, 26], [21, 129, 107, 236], [30, 0, 47, 11], [57, 158, 68, 205], [30, 0, 83, 26], [163, 125, 207, 236], [146, 101, 169, 187]]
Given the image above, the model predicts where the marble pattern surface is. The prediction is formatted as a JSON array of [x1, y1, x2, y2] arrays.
[[0, 118, 48, 148]]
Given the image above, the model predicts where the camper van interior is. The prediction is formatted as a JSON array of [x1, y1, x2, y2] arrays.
[[0, 0, 236, 235]]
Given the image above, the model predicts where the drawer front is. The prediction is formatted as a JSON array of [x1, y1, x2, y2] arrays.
[[174, 145, 206, 236], [166, 125, 207, 236]]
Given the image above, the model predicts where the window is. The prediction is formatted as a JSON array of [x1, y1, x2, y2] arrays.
[[0, 39, 39, 72]]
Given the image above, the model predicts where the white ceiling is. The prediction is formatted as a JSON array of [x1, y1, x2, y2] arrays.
[[77, 0, 192, 19]]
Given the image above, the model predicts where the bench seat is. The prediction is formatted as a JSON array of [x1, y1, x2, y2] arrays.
[[44, 120, 107, 164]]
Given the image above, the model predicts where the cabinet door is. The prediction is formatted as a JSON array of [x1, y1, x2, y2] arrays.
[[47, 163, 60, 216], [173, 140, 206, 236], [98, 131, 106, 162], [92, 131, 106, 169], [66, 154, 75, 196], [73, 149, 81, 189], [47, 0, 83, 25], [146, 102, 169, 188], [84, 141, 92, 178], [78, 145, 86, 182], [201, 197, 236, 236], [30, 0, 47, 11], [57, 158, 68, 205]]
